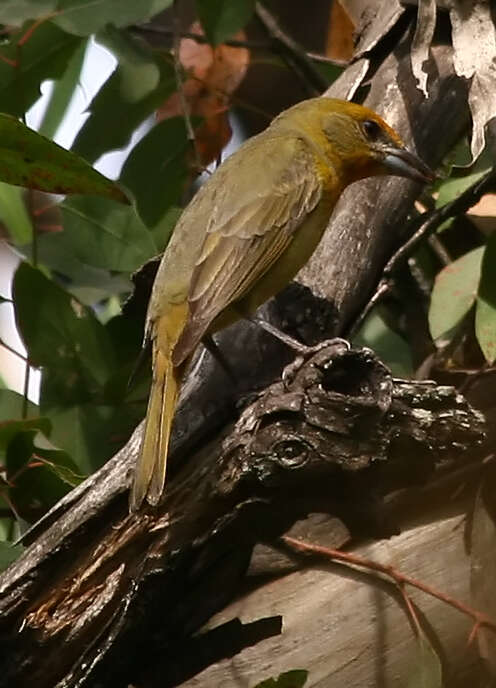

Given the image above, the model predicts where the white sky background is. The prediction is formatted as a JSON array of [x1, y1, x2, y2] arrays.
[[0, 40, 119, 402], [0, 38, 244, 403]]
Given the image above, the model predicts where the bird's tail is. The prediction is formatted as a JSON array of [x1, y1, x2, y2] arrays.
[[130, 345, 181, 511]]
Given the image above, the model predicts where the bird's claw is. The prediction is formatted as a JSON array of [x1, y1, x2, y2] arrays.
[[282, 337, 350, 387]]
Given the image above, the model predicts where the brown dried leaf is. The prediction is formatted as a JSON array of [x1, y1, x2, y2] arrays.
[[450, 0, 496, 163], [326, 0, 356, 63], [158, 23, 250, 166], [411, 0, 436, 97], [353, 0, 404, 58], [324, 57, 369, 100]]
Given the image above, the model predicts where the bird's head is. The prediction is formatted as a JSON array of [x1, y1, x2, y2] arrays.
[[274, 98, 434, 187]]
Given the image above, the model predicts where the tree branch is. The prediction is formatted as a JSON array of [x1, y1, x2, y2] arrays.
[[0, 345, 486, 687], [254, 2, 329, 94]]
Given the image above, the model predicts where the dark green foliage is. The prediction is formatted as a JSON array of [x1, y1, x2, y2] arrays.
[[254, 669, 308, 688], [196, 0, 256, 44]]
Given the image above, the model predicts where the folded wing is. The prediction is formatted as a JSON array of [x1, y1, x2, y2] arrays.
[[172, 132, 322, 366]]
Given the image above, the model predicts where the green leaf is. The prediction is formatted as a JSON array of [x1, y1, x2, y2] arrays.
[[98, 26, 161, 103], [51, 196, 157, 272], [105, 311, 144, 367], [71, 49, 176, 163], [435, 146, 492, 232], [5, 425, 79, 519], [32, 435, 86, 487], [254, 670, 308, 688], [0, 22, 81, 118], [196, 0, 256, 44], [0, 1, 56, 25], [475, 298, 496, 364], [0, 394, 92, 491], [353, 311, 413, 378], [31, 237, 132, 303], [13, 262, 116, 403], [406, 631, 442, 688], [314, 61, 343, 87], [0, 415, 80, 521], [103, 311, 150, 403], [476, 235, 496, 363], [437, 145, 492, 208], [38, 39, 88, 141], [37, 453, 85, 487], [0, 542, 24, 571], [0, 115, 128, 203], [52, 0, 174, 36], [0, 390, 37, 419], [46, 402, 142, 473], [436, 170, 488, 210], [120, 117, 192, 227], [0, 182, 33, 244], [429, 247, 484, 342], [0, 417, 51, 456], [151, 205, 182, 252]]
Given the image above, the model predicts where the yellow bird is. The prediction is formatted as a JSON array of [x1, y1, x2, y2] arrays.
[[130, 97, 433, 510]]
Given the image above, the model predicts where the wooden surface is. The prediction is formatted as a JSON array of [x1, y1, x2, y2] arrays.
[[182, 511, 476, 687]]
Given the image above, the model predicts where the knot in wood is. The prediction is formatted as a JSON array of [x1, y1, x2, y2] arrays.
[[216, 346, 395, 495]]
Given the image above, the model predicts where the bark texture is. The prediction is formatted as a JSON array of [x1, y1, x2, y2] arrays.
[[0, 344, 485, 688]]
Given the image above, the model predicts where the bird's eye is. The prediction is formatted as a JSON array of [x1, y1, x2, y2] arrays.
[[362, 119, 382, 141]]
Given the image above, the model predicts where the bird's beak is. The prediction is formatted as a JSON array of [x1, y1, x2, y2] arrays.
[[381, 145, 435, 184]]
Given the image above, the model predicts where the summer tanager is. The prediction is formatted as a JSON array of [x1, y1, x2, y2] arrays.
[[130, 97, 433, 511]]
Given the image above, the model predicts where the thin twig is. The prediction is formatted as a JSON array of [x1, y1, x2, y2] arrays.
[[255, 2, 329, 95], [306, 50, 347, 67], [458, 361, 493, 394], [427, 233, 451, 265], [172, 0, 203, 174], [6, 457, 43, 486], [133, 25, 268, 50], [282, 535, 496, 634], [17, 14, 55, 47], [349, 167, 496, 338], [0, 488, 20, 523], [21, 363, 30, 419], [15, 36, 36, 419], [398, 583, 422, 634], [0, 337, 27, 362], [133, 24, 347, 68], [0, 53, 16, 67]]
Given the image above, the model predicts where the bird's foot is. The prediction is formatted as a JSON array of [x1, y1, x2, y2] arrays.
[[282, 337, 350, 387], [248, 316, 350, 386], [250, 317, 312, 354]]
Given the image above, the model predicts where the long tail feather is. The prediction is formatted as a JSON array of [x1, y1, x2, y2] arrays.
[[130, 347, 180, 511]]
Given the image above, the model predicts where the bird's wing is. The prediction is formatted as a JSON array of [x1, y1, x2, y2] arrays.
[[172, 133, 322, 366]]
